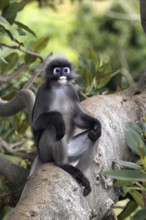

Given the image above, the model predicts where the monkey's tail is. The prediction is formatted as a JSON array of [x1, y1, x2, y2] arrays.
[[59, 164, 91, 196]]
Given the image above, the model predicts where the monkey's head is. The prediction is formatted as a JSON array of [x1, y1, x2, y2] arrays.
[[45, 54, 74, 84]]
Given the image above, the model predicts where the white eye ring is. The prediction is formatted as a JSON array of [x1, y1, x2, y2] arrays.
[[53, 67, 61, 75], [63, 67, 70, 74]]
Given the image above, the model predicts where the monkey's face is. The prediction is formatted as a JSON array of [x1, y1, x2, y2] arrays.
[[45, 58, 74, 83]]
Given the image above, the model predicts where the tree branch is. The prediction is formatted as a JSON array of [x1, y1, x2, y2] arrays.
[[0, 154, 28, 189], [0, 89, 35, 204], [0, 89, 35, 121], [0, 138, 34, 160], [1, 43, 44, 62]]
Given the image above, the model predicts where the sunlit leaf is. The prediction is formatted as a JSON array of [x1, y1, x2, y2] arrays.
[[137, 139, 146, 159], [81, 68, 93, 86], [96, 72, 112, 89], [113, 159, 141, 170], [88, 48, 99, 67], [32, 36, 49, 52], [118, 200, 138, 220], [129, 190, 144, 208], [104, 169, 146, 181]]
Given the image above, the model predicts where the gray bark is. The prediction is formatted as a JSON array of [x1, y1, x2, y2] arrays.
[[0, 89, 34, 191], [6, 72, 146, 220]]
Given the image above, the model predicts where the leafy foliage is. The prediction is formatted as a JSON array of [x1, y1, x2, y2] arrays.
[[104, 117, 146, 219], [77, 48, 115, 96], [70, 1, 146, 87]]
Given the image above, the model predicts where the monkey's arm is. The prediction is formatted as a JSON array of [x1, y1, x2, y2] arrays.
[[73, 105, 101, 142], [32, 111, 65, 141]]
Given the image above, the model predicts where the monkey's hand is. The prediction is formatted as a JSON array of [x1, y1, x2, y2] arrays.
[[33, 111, 65, 141], [88, 121, 101, 142], [50, 111, 65, 141]]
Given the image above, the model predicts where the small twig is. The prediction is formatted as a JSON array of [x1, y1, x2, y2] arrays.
[[0, 138, 34, 159], [0, 64, 26, 85], [23, 63, 45, 89], [1, 43, 44, 62], [78, 89, 88, 99], [23, 55, 51, 89]]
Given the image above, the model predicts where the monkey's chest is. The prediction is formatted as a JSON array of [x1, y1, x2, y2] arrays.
[[50, 88, 74, 117]]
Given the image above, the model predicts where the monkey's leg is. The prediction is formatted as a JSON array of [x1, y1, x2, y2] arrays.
[[38, 129, 91, 196], [51, 135, 91, 196], [67, 130, 98, 171]]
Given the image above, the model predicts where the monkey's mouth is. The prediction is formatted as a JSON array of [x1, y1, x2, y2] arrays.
[[58, 76, 67, 84]]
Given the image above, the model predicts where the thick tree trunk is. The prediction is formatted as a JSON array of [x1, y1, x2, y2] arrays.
[[7, 72, 146, 220]]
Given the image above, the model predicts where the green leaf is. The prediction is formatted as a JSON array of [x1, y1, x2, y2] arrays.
[[132, 208, 146, 220], [88, 48, 99, 66], [113, 159, 141, 170], [88, 59, 96, 77], [129, 190, 144, 208], [25, 37, 49, 64], [1, 52, 19, 73], [125, 124, 143, 155], [104, 170, 146, 181], [96, 71, 112, 89], [126, 122, 141, 134], [118, 200, 138, 220], [82, 68, 93, 86], [114, 180, 133, 187], [15, 21, 37, 38], [0, 24, 15, 40], [32, 36, 49, 52], [2, 1, 26, 24], [137, 139, 146, 159], [0, 15, 9, 24]]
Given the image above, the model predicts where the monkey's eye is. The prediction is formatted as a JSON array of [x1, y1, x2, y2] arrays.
[[53, 67, 61, 75], [62, 67, 70, 75]]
